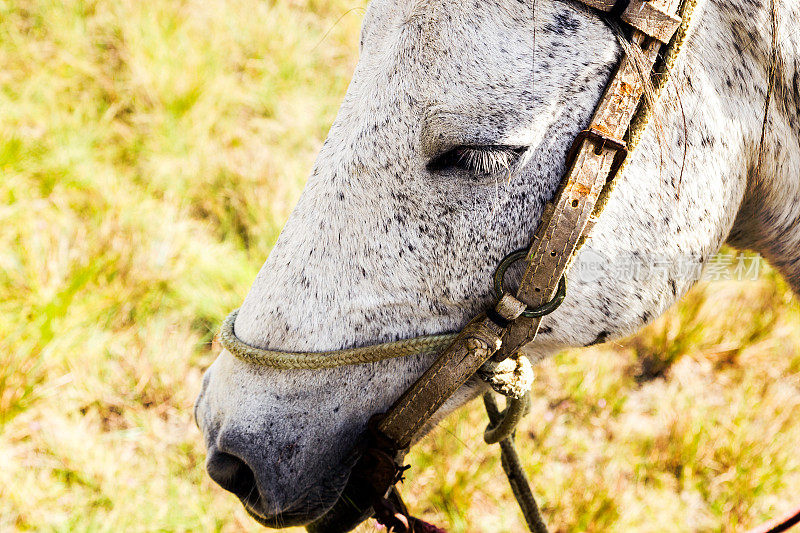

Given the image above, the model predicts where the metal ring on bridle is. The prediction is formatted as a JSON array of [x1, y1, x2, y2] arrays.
[[493, 249, 567, 318]]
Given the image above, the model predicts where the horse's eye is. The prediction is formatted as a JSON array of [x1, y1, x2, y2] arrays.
[[427, 145, 527, 177]]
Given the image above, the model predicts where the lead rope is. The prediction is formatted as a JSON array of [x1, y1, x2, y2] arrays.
[[479, 352, 547, 531], [483, 392, 549, 533]]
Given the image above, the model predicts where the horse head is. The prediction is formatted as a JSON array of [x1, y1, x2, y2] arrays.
[[195, 0, 800, 527]]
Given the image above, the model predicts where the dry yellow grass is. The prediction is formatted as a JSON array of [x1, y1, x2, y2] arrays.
[[1, 1, 798, 532]]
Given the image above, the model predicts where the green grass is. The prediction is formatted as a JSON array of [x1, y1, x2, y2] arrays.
[[1, 1, 799, 532]]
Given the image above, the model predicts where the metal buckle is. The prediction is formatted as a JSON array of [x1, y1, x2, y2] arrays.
[[493, 249, 567, 319], [565, 127, 628, 183]]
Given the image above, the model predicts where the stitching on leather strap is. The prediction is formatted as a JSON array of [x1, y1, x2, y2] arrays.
[[546, 150, 612, 293], [383, 353, 452, 441]]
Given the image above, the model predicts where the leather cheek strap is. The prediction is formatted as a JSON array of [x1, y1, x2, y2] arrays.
[[499, 0, 681, 359]]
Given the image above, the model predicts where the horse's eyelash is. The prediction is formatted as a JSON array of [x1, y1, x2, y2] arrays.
[[428, 146, 527, 176]]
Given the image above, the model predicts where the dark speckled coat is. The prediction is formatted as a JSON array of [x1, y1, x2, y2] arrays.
[[195, 0, 800, 525]]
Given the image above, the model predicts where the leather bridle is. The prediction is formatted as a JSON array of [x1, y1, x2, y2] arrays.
[[220, 0, 708, 531]]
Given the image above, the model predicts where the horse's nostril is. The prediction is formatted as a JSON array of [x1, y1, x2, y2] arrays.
[[206, 450, 259, 501]]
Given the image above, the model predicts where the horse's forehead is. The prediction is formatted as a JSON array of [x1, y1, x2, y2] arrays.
[[360, 0, 539, 89], [363, 0, 597, 76], [358, 0, 601, 118], [400, 0, 531, 19], [365, 0, 535, 42]]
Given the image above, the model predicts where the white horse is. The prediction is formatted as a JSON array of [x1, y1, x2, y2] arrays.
[[194, 0, 800, 527]]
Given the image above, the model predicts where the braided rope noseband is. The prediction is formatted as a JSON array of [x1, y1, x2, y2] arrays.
[[220, 310, 457, 370]]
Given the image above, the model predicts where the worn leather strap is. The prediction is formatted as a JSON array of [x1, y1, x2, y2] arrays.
[[498, 0, 681, 360], [377, 307, 519, 449]]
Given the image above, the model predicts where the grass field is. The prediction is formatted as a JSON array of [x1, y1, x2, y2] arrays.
[[1, 1, 799, 531]]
